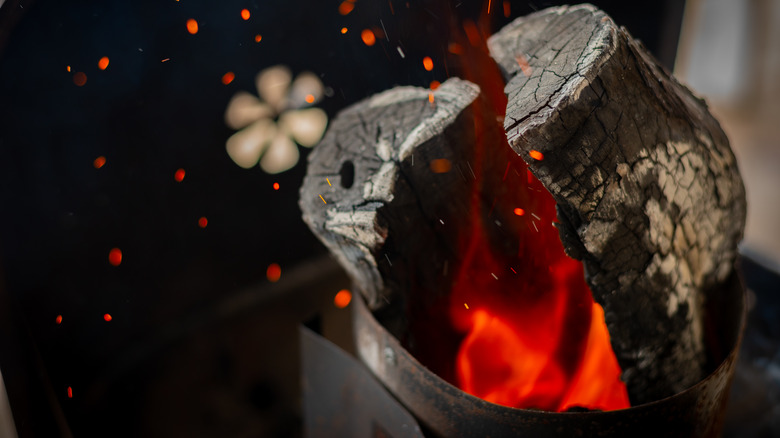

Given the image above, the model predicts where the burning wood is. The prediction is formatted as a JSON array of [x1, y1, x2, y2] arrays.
[[300, 4, 745, 408]]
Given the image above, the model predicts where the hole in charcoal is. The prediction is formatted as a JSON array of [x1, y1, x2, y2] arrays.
[[340, 160, 355, 188]]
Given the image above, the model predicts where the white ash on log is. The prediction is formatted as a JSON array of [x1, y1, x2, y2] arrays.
[[487, 4, 746, 403]]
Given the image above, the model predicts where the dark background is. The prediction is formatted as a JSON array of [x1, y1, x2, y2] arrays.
[[0, 0, 687, 436]]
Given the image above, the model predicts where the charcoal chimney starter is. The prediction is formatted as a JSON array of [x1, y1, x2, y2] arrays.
[[300, 4, 747, 436]]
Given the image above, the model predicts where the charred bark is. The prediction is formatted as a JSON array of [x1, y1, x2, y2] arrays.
[[300, 78, 485, 314], [488, 4, 746, 403]]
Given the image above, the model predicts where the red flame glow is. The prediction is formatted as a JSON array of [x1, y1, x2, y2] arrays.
[[432, 13, 629, 412]]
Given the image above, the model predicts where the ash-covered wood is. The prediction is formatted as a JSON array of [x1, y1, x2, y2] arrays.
[[299, 78, 483, 311], [488, 4, 746, 403]]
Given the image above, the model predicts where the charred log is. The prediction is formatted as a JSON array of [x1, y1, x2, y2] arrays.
[[487, 4, 746, 403], [300, 78, 485, 315]]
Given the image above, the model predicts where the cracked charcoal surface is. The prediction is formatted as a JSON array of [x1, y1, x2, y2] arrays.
[[300, 78, 482, 311], [488, 4, 746, 403]]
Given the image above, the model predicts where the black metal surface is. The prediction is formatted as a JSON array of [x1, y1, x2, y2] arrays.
[[301, 325, 423, 438], [352, 270, 745, 438]]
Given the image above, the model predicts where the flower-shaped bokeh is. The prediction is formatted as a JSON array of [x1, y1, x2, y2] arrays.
[[224, 65, 328, 174]]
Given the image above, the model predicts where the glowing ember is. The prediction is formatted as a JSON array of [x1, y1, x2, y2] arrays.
[[430, 80, 441, 90], [240, 9, 250, 20], [174, 168, 185, 182], [73, 72, 87, 86], [334, 289, 352, 308], [186, 19, 198, 35], [423, 56, 434, 71], [305, 94, 315, 103], [198, 217, 208, 228], [254, 34, 262, 42], [66, 65, 71, 72], [108, 248, 122, 267], [222, 72, 235, 85], [266, 263, 281, 282], [55, 315, 63, 324], [529, 149, 544, 161], [98, 56, 109, 70], [341, 27, 348, 34], [513, 207, 525, 216], [103, 313, 113, 322], [93, 156, 106, 169], [273, 182, 280, 190], [67, 387, 73, 398], [361, 29, 376, 46]]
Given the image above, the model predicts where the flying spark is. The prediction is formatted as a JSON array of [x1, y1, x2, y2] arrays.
[[338, 1, 355, 15], [273, 182, 280, 190], [198, 217, 208, 228], [241, 9, 250, 20], [221, 72, 235, 85], [326, 178, 332, 186], [174, 168, 185, 182], [93, 156, 106, 169], [361, 29, 376, 46], [266, 263, 282, 282], [430, 158, 451, 173], [186, 18, 198, 35], [55, 315, 63, 324], [73, 72, 87, 86], [98, 56, 109, 70], [103, 313, 113, 322], [423, 56, 434, 71], [334, 289, 352, 308], [529, 150, 544, 160], [108, 248, 122, 266], [319, 195, 327, 204]]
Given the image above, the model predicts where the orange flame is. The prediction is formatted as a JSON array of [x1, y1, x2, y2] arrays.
[[421, 9, 630, 413]]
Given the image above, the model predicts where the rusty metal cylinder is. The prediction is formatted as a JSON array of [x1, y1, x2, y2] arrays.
[[352, 270, 745, 438]]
